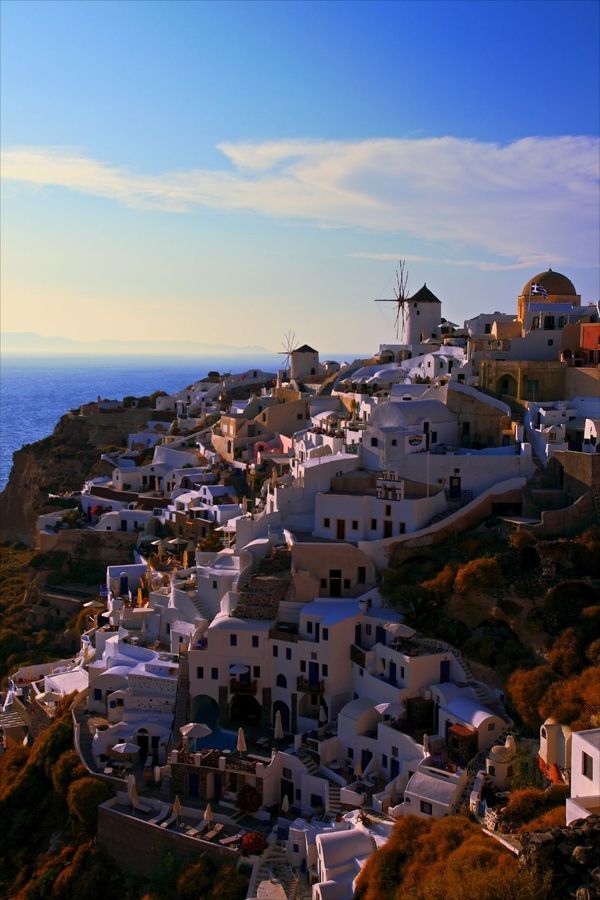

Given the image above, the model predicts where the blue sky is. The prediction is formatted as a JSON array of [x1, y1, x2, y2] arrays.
[[1, 0, 599, 352]]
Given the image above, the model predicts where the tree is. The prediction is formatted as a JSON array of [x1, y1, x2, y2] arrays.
[[506, 666, 559, 732], [51, 749, 87, 798], [66, 777, 113, 834], [547, 628, 584, 677]]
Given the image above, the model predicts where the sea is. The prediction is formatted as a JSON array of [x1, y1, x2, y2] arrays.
[[0, 354, 281, 490]]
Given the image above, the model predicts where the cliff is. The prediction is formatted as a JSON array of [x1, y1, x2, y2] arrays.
[[0, 407, 159, 545]]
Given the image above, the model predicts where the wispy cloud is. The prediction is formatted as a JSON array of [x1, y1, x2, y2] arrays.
[[2, 136, 598, 268], [349, 252, 561, 272]]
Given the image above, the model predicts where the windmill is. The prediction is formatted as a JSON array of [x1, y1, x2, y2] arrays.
[[278, 331, 297, 373], [374, 260, 410, 342]]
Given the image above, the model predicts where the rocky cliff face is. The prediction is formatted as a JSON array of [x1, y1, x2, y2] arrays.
[[519, 815, 600, 898], [0, 408, 157, 545]]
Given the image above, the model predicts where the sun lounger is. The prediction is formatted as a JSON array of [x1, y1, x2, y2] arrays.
[[185, 820, 210, 838], [148, 803, 170, 825], [160, 809, 179, 829], [219, 829, 246, 846], [204, 823, 225, 841], [131, 797, 153, 813]]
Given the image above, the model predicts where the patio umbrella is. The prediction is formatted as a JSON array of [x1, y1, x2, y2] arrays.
[[236, 727, 247, 754], [153, 765, 161, 785], [180, 722, 212, 739], [203, 802, 213, 825], [111, 741, 140, 758], [274, 710, 284, 740], [318, 705, 328, 726], [173, 794, 182, 826], [127, 773, 140, 808], [281, 794, 290, 815], [230, 664, 250, 676], [354, 759, 363, 780]]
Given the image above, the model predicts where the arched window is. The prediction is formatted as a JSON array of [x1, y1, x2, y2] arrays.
[[276, 674, 287, 688], [541, 726, 547, 739], [532, 316, 540, 330]]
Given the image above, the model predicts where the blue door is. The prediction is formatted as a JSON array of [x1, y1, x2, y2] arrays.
[[390, 758, 400, 780], [389, 661, 397, 686], [440, 660, 450, 682], [308, 661, 319, 685]]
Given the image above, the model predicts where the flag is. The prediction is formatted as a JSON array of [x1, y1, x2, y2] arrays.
[[530, 283, 548, 298]]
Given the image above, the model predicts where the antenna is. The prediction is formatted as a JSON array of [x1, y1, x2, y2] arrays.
[[374, 260, 409, 340], [278, 331, 297, 370]]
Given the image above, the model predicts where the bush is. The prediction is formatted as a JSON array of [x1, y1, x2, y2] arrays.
[[454, 558, 503, 595], [506, 666, 559, 732], [51, 750, 87, 798], [66, 777, 113, 834], [240, 831, 268, 855], [237, 784, 261, 813]]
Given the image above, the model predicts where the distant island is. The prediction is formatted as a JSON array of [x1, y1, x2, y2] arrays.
[[1, 331, 275, 357]]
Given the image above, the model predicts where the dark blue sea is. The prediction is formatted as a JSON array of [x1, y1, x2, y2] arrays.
[[0, 354, 280, 490]]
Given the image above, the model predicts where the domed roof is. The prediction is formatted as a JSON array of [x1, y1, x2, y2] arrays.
[[520, 269, 577, 297]]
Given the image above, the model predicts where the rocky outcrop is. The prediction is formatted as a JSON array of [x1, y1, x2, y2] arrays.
[[0, 407, 158, 545], [519, 815, 600, 898]]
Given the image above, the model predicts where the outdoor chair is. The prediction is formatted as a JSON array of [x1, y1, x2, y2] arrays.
[[204, 823, 224, 841], [148, 803, 169, 825], [219, 829, 246, 846], [185, 820, 210, 838], [160, 809, 178, 829]]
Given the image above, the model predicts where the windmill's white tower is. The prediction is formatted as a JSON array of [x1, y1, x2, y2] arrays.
[[402, 285, 442, 346], [291, 344, 319, 380]]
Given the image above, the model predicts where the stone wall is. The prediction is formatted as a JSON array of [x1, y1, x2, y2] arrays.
[[518, 815, 600, 899]]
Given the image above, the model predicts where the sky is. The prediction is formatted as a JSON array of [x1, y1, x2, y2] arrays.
[[1, 0, 599, 354]]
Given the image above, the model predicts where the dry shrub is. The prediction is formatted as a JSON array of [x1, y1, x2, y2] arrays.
[[517, 804, 565, 833], [421, 561, 458, 596], [454, 558, 503, 595]]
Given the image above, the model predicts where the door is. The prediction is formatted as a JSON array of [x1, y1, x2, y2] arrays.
[[213, 773, 222, 802], [389, 661, 397, 686], [449, 476, 461, 499], [355, 624, 361, 647], [188, 772, 199, 797], [390, 758, 400, 780], [308, 661, 319, 685], [375, 625, 386, 645], [383, 520, 393, 538], [361, 749, 373, 771], [315, 622, 320, 643], [281, 778, 294, 804], [336, 519, 346, 540], [440, 659, 450, 682], [329, 569, 342, 595]]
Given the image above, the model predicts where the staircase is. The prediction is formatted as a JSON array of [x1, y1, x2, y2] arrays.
[[297, 748, 319, 775], [191, 595, 211, 619], [254, 841, 311, 900], [328, 783, 342, 817], [173, 652, 190, 736]]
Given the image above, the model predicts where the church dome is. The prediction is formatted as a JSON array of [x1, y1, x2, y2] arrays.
[[520, 269, 576, 297]]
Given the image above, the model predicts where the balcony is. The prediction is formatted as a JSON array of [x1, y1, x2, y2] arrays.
[[230, 678, 258, 695], [350, 644, 367, 668], [297, 676, 324, 694]]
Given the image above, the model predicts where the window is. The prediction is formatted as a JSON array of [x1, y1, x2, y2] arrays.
[[310, 794, 322, 809], [94, 688, 102, 701], [253, 665, 260, 678], [527, 379, 539, 394], [286, 647, 292, 660], [357, 566, 366, 584], [548, 339, 554, 346], [371, 518, 377, 530], [320, 578, 327, 588], [391, 746, 398, 758], [352, 520, 358, 530], [212, 580, 217, 590], [196, 666, 204, 679], [323, 518, 330, 528], [343, 578, 350, 589], [322, 664, 328, 676], [273, 645, 279, 657], [322, 628, 329, 641], [292, 843, 299, 853], [420, 801, 433, 815], [252, 635, 259, 648], [391, 439, 397, 446], [370, 437, 378, 447], [582, 751, 594, 779], [385, 504, 391, 516], [507, 765, 514, 777], [348, 747, 354, 759], [276, 674, 287, 688], [359, 668, 363, 677], [230, 634, 237, 646], [307, 621, 313, 633], [488, 764, 496, 776], [488, 722, 496, 731], [295, 788, 301, 800], [211, 667, 218, 680], [400, 666, 405, 679], [484, 323, 492, 334], [300, 660, 306, 672], [382, 754, 388, 768], [365, 624, 372, 636]]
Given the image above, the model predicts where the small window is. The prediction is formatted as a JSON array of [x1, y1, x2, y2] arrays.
[[273, 645, 279, 657], [323, 518, 330, 528], [286, 647, 292, 660], [348, 747, 354, 759], [196, 666, 204, 679], [582, 751, 594, 779], [212, 580, 217, 589], [548, 339, 554, 346], [391, 439, 397, 446], [307, 621, 313, 633], [488, 764, 496, 776], [370, 437, 378, 447], [365, 624, 372, 636], [391, 746, 398, 758], [357, 566, 366, 584], [253, 665, 260, 678], [320, 578, 327, 588], [371, 519, 377, 530], [297, 412, 303, 420], [488, 722, 496, 731], [300, 660, 306, 672], [230, 634, 237, 647], [292, 843, 299, 853], [352, 520, 358, 530], [507, 765, 514, 777], [343, 578, 350, 589], [420, 801, 433, 815], [359, 668, 363, 677], [283, 766, 292, 780], [211, 667, 218, 680], [276, 674, 287, 688], [252, 635, 259, 648], [322, 664, 328, 676], [322, 628, 329, 641], [382, 754, 388, 768], [94, 688, 102, 701], [385, 504, 391, 516]]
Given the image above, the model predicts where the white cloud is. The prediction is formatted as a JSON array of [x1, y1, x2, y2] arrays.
[[2, 135, 598, 268]]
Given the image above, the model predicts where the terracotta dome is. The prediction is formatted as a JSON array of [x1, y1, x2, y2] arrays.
[[520, 269, 577, 297]]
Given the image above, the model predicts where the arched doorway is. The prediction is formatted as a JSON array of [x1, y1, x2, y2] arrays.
[[190, 694, 219, 727], [136, 727, 150, 764], [273, 699, 290, 732], [230, 693, 261, 726], [497, 374, 517, 397]]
